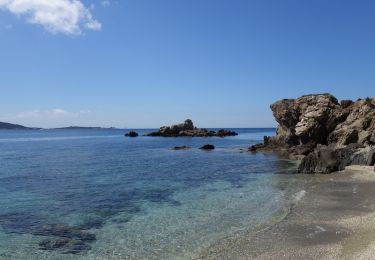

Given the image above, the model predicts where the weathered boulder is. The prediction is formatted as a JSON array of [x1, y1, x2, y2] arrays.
[[200, 144, 215, 150], [298, 144, 361, 174], [146, 120, 238, 137]]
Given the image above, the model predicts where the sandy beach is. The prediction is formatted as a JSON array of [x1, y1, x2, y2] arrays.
[[201, 165, 375, 260]]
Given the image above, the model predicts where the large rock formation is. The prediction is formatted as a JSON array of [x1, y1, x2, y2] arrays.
[[145, 119, 238, 137], [250, 94, 375, 173]]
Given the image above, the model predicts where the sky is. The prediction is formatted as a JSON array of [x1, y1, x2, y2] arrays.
[[0, 0, 374, 128]]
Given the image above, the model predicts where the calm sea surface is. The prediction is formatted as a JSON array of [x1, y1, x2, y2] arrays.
[[0, 128, 302, 259]]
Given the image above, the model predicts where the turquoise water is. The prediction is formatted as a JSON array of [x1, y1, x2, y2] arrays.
[[0, 128, 298, 259]]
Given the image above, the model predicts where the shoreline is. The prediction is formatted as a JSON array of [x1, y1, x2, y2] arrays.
[[200, 165, 375, 259]]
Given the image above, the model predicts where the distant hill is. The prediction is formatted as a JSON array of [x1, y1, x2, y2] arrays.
[[0, 121, 37, 130], [0, 122, 118, 130], [53, 126, 117, 130]]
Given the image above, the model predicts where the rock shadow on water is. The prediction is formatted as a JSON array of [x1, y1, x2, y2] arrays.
[[0, 187, 184, 255], [118, 188, 182, 206], [0, 213, 96, 255]]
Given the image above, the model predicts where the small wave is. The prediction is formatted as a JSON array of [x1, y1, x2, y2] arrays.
[[293, 190, 306, 202]]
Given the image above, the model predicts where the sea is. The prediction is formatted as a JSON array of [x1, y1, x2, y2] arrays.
[[0, 128, 305, 259]]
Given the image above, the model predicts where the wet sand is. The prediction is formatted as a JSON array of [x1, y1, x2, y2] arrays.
[[200, 165, 375, 260]]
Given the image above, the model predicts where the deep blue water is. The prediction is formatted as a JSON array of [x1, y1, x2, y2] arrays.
[[0, 128, 300, 259]]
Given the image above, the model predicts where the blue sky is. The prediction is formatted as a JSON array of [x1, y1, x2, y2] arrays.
[[0, 0, 374, 128]]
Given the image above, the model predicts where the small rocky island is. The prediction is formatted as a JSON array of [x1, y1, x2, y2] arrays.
[[250, 94, 375, 173], [145, 119, 238, 137]]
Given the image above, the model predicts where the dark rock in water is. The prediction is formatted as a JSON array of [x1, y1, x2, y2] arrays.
[[145, 119, 237, 137], [125, 131, 139, 137], [200, 144, 215, 150], [249, 143, 266, 152], [172, 146, 191, 150], [216, 129, 238, 137]]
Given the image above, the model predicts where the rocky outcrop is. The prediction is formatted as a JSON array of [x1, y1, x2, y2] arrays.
[[145, 119, 238, 137], [250, 94, 375, 173]]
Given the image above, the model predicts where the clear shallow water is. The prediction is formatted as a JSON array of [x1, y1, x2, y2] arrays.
[[0, 128, 299, 259]]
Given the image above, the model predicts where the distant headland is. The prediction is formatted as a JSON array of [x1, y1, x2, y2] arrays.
[[0, 121, 39, 130], [0, 122, 117, 130]]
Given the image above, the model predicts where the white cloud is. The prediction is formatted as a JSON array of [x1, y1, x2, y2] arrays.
[[0, 0, 101, 35], [16, 108, 91, 119]]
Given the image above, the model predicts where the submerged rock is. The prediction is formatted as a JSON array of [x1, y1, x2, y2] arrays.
[[39, 238, 71, 250], [145, 119, 237, 137], [34, 224, 96, 254], [35, 224, 96, 241], [251, 93, 375, 173], [125, 131, 139, 137], [200, 144, 215, 150], [172, 146, 191, 150], [39, 238, 92, 254]]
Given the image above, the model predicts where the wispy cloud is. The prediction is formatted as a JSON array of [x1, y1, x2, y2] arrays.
[[101, 0, 110, 7], [15, 108, 91, 119], [0, 0, 101, 35], [0, 108, 93, 127]]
